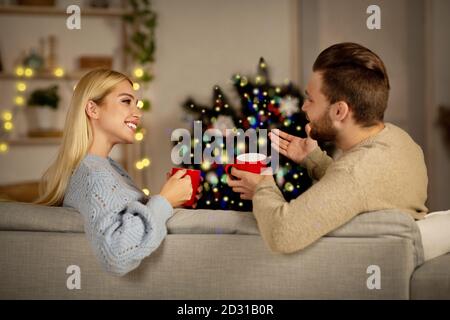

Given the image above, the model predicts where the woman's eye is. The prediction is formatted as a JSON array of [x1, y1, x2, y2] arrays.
[[122, 100, 131, 105]]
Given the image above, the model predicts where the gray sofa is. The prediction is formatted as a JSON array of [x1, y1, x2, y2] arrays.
[[0, 201, 448, 299]]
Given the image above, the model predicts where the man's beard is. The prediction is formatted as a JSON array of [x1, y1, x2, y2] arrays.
[[308, 110, 338, 142]]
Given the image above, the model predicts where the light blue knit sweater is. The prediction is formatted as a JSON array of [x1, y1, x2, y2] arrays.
[[63, 153, 173, 276]]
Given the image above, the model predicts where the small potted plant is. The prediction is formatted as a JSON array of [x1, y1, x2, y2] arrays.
[[26, 85, 60, 134]]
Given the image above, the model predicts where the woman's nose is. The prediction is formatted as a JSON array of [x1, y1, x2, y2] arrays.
[[133, 105, 143, 118]]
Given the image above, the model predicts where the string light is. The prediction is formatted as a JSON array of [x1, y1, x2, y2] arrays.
[[134, 68, 144, 78], [4, 122, 13, 131], [141, 157, 151, 167], [15, 66, 24, 76], [284, 182, 294, 192], [142, 188, 150, 196], [24, 67, 33, 77], [16, 82, 26, 92], [133, 82, 140, 91], [14, 96, 25, 106], [2, 111, 12, 121], [220, 152, 228, 163], [258, 137, 266, 145], [201, 160, 211, 170], [0, 142, 8, 153], [135, 132, 144, 141], [54, 67, 64, 77], [137, 100, 144, 109], [135, 161, 144, 170]]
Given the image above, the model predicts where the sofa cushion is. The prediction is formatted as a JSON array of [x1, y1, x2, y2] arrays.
[[410, 253, 450, 299], [0, 201, 424, 266]]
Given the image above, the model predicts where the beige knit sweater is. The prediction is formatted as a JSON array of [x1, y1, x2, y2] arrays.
[[252, 122, 428, 254]]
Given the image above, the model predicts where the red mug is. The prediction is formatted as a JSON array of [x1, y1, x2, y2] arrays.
[[170, 168, 202, 208], [224, 153, 267, 177]]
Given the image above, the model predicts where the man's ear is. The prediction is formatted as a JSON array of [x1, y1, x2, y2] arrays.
[[331, 101, 350, 122], [85, 100, 99, 120]]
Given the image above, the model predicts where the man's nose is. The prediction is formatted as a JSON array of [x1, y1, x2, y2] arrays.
[[301, 102, 307, 112]]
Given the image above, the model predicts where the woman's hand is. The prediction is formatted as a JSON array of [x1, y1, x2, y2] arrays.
[[159, 169, 193, 208], [269, 124, 318, 164]]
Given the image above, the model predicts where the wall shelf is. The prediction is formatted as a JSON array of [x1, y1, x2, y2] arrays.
[[0, 0, 135, 176], [0, 72, 80, 81], [0, 5, 130, 17]]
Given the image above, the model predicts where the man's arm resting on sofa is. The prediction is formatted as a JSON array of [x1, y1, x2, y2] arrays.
[[252, 164, 367, 254]]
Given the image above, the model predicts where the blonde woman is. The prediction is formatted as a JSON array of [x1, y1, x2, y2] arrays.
[[34, 69, 199, 276]]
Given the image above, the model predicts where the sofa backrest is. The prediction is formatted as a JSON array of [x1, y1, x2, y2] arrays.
[[0, 201, 424, 266]]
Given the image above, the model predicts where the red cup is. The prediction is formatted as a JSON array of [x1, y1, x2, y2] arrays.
[[170, 168, 201, 208], [224, 153, 267, 177]]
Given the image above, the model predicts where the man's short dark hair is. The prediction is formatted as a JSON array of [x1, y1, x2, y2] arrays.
[[313, 42, 390, 127]]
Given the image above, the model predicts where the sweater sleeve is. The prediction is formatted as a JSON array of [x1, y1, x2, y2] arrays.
[[77, 169, 173, 276], [252, 163, 367, 254], [299, 147, 333, 181]]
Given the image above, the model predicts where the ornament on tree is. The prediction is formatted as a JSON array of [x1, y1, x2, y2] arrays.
[[279, 96, 300, 117], [178, 57, 313, 211], [212, 115, 235, 136]]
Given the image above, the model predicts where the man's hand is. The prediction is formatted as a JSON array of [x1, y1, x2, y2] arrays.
[[269, 124, 318, 164], [227, 167, 272, 200]]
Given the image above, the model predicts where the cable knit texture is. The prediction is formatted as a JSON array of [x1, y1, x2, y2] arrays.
[[63, 154, 173, 276]]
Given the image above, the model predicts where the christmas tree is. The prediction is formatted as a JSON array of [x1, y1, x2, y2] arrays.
[[178, 58, 313, 211]]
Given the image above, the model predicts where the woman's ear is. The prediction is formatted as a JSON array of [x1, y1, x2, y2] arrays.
[[85, 100, 100, 120]]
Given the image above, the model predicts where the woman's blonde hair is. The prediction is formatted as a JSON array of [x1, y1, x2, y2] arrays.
[[34, 69, 132, 206]]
